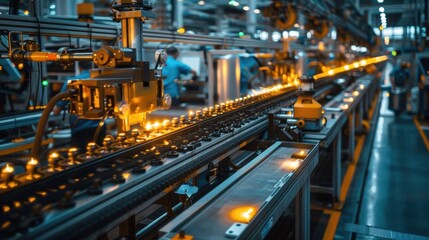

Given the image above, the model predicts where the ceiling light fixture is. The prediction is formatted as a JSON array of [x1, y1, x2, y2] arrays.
[[379, 7, 385, 12]]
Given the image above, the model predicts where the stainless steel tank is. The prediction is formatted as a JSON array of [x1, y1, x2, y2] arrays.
[[216, 55, 240, 103]]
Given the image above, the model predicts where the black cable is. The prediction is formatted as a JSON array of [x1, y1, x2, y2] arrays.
[[31, 90, 75, 159], [32, 0, 43, 108], [92, 109, 113, 143], [33, 63, 40, 109], [40, 71, 45, 107], [25, 63, 33, 110]]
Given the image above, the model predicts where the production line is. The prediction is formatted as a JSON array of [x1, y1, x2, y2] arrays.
[[1, 0, 427, 240]]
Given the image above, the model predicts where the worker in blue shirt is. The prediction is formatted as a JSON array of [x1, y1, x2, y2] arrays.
[[53, 62, 106, 150], [163, 47, 197, 106]]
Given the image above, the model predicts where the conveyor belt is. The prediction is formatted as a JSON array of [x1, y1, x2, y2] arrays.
[[160, 141, 319, 240], [0, 77, 335, 239]]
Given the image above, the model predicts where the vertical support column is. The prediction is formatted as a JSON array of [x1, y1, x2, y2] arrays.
[[119, 215, 136, 240], [348, 109, 356, 163], [121, 18, 143, 61], [295, 179, 310, 240], [56, 0, 76, 16], [332, 132, 342, 203], [216, 8, 225, 35], [356, 102, 363, 133], [173, 0, 184, 30], [364, 92, 369, 119], [246, 0, 256, 34]]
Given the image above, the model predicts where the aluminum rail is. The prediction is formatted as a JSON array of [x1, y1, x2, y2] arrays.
[[0, 15, 282, 49]]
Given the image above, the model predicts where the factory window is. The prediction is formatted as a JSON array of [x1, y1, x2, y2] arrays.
[[374, 27, 414, 40]]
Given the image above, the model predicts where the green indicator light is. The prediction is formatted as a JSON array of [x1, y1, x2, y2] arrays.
[[42, 80, 49, 86], [391, 50, 397, 56], [239, 31, 244, 37]]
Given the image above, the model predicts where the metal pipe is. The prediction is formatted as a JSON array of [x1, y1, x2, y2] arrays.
[[274, 114, 294, 119], [22, 51, 93, 62], [286, 119, 298, 125], [121, 18, 142, 61]]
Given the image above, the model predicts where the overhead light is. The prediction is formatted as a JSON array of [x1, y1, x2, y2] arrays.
[[380, 13, 386, 17], [243, 5, 249, 11], [293, 23, 300, 28], [282, 31, 289, 39], [198, 0, 205, 5], [272, 31, 281, 42], [254, 9, 261, 14], [379, 7, 385, 12], [384, 36, 390, 45], [331, 29, 337, 40], [377, 0, 384, 2], [260, 31, 269, 41], [229, 0, 239, 6], [49, 4, 56, 9], [289, 30, 299, 38]]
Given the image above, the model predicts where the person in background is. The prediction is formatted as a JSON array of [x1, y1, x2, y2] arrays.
[[390, 61, 410, 89], [53, 61, 106, 150], [162, 47, 197, 106]]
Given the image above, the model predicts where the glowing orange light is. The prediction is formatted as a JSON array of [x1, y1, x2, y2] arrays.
[[153, 122, 160, 130], [2, 164, 14, 174], [188, 111, 195, 119], [2, 205, 10, 213], [353, 62, 359, 68], [344, 97, 354, 103], [352, 91, 359, 96], [122, 172, 130, 180], [163, 119, 170, 128], [280, 159, 301, 171], [344, 65, 350, 70], [328, 70, 334, 75], [50, 152, 59, 159], [177, 27, 186, 34], [145, 122, 152, 131], [230, 206, 257, 223]]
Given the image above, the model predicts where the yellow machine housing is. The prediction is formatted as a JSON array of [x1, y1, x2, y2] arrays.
[[293, 95, 323, 119], [292, 76, 325, 131]]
